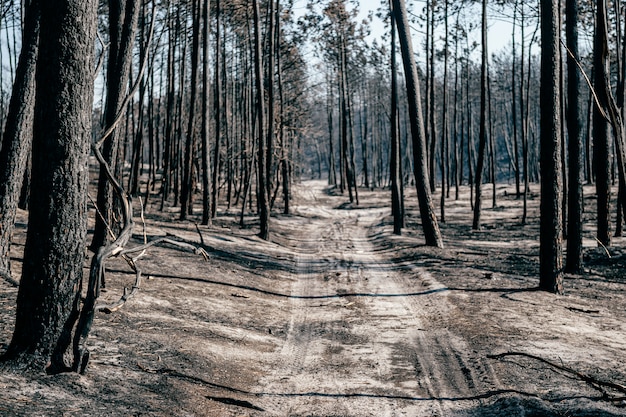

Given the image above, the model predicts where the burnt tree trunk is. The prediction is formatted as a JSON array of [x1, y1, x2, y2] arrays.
[[390, 0, 404, 235], [565, 0, 583, 273], [91, 0, 140, 250], [539, 0, 564, 294], [473, 0, 488, 231], [1, 0, 97, 371], [0, 0, 39, 282], [392, 0, 443, 248]]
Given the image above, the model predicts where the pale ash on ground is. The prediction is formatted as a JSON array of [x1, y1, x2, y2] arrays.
[[0, 180, 625, 416]]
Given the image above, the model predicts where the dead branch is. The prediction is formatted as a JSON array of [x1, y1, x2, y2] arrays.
[[488, 352, 626, 397], [95, 237, 209, 314]]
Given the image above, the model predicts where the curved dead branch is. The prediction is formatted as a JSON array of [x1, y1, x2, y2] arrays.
[[488, 351, 626, 398]]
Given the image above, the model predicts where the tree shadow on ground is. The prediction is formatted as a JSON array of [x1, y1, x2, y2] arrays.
[[154, 367, 625, 417]]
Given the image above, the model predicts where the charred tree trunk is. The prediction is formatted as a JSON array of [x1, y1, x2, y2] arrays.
[[390, 0, 404, 235], [0, 0, 39, 282], [473, 0, 488, 231], [181, 0, 202, 220], [91, 0, 140, 250], [392, 0, 443, 248], [539, 0, 564, 294], [201, 0, 212, 225], [1, 0, 97, 371], [253, 0, 270, 240], [593, 0, 612, 247], [565, 0, 583, 273]]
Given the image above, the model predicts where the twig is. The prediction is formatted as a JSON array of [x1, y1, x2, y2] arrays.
[[560, 40, 608, 121], [195, 223, 205, 246], [594, 237, 612, 259], [488, 352, 626, 396]]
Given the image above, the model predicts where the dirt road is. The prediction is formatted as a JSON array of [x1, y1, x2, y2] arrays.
[[256, 184, 500, 416]]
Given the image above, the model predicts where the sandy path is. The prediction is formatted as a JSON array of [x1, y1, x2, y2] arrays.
[[255, 183, 499, 416]]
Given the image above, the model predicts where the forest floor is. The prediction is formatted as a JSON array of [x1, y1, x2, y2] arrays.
[[1, 179, 626, 416]]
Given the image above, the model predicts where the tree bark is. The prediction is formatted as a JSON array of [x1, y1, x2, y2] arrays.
[[91, 0, 140, 250], [201, 0, 212, 225], [253, 0, 270, 240], [390, 0, 404, 235], [392, 0, 443, 248], [593, 0, 612, 247], [2, 0, 97, 371], [565, 0, 583, 273], [0, 0, 39, 282], [473, 0, 488, 231], [539, 0, 564, 294], [181, 0, 202, 220]]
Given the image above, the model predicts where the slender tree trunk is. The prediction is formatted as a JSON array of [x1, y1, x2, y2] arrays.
[[181, 0, 202, 220], [390, 0, 404, 235], [91, 0, 140, 250], [440, 0, 449, 222], [565, 0, 583, 273], [473, 0, 488, 230], [201, 0, 212, 225], [428, 1, 437, 194], [0, 0, 39, 283], [212, 0, 222, 219], [512, 2, 521, 198], [594, 0, 612, 247], [539, 0, 564, 294], [253, 0, 269, 240], [392, 0, 443, 248]]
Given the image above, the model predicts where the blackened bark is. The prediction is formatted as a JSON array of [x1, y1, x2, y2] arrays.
[[593, 0, 612, 247], [2, 0, 97, 371], [472, 0, 488, 231], [91, 0, 140, 250], [253, 0, 270, 240], [212, 0, 222, 219], [181, 0, 202, 220], [539, 0, 564, 294], [201, 0, 212, 225], [565, 0, 583, 273], [0, 0, 39, 281], [392, 0, 443, 248], [390, 0, 403, 235]]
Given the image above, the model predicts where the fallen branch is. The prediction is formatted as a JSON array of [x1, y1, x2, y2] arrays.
[[488, 352, 626, 397], [566, 306, 600, 314]]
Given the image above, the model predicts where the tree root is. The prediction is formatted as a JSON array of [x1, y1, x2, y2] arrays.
[[488, 351, 626, 398]]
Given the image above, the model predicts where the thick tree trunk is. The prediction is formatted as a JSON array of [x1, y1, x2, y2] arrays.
[[0, 0, 39, 282], [2, 0, 97, 371], [539, 0, 564, 294], [392, 0, 443, 248]]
